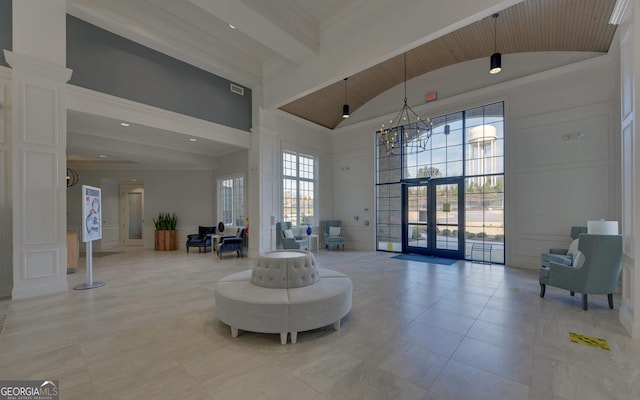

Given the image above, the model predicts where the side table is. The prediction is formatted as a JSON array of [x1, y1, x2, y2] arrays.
[[307, 234, 319, 253]]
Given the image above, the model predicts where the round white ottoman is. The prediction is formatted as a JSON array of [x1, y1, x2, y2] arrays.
[[214, 250, 352, 344]]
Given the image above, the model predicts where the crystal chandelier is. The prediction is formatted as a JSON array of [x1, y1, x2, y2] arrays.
[[377, 53, 433, 155]]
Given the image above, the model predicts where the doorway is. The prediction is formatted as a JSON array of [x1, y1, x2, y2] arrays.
[[403, 177, 464, 259], [121, 184, 144, 246]]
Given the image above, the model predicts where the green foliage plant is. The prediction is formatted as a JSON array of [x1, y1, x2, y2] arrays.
[[153, 212, 178, 230]]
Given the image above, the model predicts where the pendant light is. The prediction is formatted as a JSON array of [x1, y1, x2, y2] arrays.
[[490, 13, 502, 74], [377, 53, 433, 155], [342, 78, 350, 118]]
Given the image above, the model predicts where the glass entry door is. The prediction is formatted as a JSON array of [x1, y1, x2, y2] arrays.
[[403, 178, 464, 259]]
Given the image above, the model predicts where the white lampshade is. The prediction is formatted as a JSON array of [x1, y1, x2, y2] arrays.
[[587, 220, 619, 235]]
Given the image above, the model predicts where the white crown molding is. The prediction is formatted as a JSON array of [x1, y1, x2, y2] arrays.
[[610, 0, 631, 25]]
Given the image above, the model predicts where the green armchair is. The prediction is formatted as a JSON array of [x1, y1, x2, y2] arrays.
[[276, 222, 308, 250], [323, 220, 345, 251], [540, 226, 587, 268], [539, 234, 622, 310]]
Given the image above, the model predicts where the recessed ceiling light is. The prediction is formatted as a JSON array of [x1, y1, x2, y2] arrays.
[[189, 138, 197, 142], [130, 179, 137, 182], [120, 122, 130, 127], [99, 154, 107, 158], [229, 24, 236, 29]]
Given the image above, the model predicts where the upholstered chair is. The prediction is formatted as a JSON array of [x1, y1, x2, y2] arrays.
[[185, 225, 216, 253], [275, 222, 309, 250], [216, 228, 245, 258], [540, 226, 587, 268], [322, 220, 345, 250], [539, 234, 622, 310]]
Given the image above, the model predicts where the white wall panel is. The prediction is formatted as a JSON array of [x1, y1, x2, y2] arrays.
[[0, 79, 11, 297], [23, 250, 58, 279], [513, 165, 610, 235], [0, 149, 6, 245], [23, 150, 58, 244], [617, 8, 640, 338], [101, 224, 119, 245], [23, 84, 57, 146], [513, 116, 609, 168]]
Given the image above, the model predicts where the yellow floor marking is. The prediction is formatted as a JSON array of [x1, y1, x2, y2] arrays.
[[568, 332, 610, 351]]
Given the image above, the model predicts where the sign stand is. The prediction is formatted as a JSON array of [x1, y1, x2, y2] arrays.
[[74, 185, 105, 290], [73, 241, 105, 290]]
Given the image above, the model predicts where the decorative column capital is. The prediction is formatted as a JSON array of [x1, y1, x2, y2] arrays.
[[4, 51, 72, 83]]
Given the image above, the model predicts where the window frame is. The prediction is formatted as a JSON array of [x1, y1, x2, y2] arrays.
[[218, 173, 245, 227], [282, 149, 317, 227]]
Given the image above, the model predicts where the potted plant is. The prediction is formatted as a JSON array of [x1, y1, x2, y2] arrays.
[[153, 212, 178, 250]]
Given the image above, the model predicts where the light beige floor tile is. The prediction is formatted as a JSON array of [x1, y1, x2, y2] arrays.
[[1, 249, 639, 400], [181, 344, 272, 383], [399, 320, 465, 357], [429, 360, 529, 400], [330, 361, 427, 400], [202, 364, 326, 400], [376, 341, 449, 389], [452, 337, 533, 385], [466, 319, 535, 349], [415, 308, 476, 335]]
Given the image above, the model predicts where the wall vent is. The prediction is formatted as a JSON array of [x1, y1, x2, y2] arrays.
[[230, 83, 244, 95]]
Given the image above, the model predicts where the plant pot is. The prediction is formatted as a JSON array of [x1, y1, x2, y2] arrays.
[[155, 230, 178, 250]]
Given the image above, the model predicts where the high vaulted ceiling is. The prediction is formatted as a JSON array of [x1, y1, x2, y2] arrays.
[[64, 0, 619, 168], [281, 0, 618, 129]]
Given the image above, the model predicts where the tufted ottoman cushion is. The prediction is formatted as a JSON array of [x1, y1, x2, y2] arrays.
[[252, 250, 319, 288]]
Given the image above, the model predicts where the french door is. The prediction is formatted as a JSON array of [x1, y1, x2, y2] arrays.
[[403, 177, 464, 259]]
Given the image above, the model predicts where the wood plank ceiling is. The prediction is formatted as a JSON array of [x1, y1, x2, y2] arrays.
[[279, 0, 618, 129]]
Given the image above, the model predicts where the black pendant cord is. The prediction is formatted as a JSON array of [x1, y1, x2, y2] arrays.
[[492, 13, 500, 54], [344, 77, 348, 103]]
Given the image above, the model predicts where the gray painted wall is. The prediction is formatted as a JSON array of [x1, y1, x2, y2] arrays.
[[0, 0, 11, 67], [66, 15, 252, 131]]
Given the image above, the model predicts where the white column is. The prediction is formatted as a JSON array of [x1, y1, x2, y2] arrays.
[[247, 110, 280, 257], [6, 0, 72, 299], [0, 70, 10, 297], [618, 0, 640, 338]]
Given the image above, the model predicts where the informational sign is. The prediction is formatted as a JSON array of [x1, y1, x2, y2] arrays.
[[82, 185, 102, 242]]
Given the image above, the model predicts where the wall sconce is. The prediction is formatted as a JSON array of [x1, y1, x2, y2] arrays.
[[66, 168, 79, 187]]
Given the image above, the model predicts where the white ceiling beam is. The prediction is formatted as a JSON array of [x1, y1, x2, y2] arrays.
[[189, 0, 318, 65]]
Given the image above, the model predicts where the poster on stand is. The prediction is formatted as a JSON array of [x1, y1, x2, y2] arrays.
[[82, 185, 102, 242]]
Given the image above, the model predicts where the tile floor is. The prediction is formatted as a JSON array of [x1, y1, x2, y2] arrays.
[[0, 249, 639, 400]]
